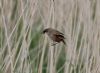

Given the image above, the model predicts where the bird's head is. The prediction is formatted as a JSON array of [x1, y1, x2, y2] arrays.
[[42, 28, 49, 34]]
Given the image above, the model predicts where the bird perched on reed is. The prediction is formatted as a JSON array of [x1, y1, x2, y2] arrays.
[[42, 28, 66, 45]]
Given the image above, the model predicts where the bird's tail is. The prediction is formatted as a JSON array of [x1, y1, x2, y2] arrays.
[[62, 40, 66, 45]]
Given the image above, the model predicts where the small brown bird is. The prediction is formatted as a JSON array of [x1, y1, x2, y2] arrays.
[[43, 28, 66, 45]]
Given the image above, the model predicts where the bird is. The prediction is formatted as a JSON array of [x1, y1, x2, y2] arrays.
[[42, 28, 66, 45]]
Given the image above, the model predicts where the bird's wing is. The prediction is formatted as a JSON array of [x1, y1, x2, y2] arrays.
[[55, 30, 64, 35], [54, 33, 65, 39]]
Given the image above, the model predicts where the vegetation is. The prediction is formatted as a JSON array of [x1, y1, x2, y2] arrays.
[[0, 0, 100, 73]]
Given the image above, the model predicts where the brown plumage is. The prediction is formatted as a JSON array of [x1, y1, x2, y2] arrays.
[[43, 28, 66, 45]]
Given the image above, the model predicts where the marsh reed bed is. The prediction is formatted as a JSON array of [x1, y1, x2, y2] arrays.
[[0, 0, 100, 73]]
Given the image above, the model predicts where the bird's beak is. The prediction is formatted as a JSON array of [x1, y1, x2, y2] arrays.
[[41, 30, 45, 34], [42, 30, 47, 34]]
